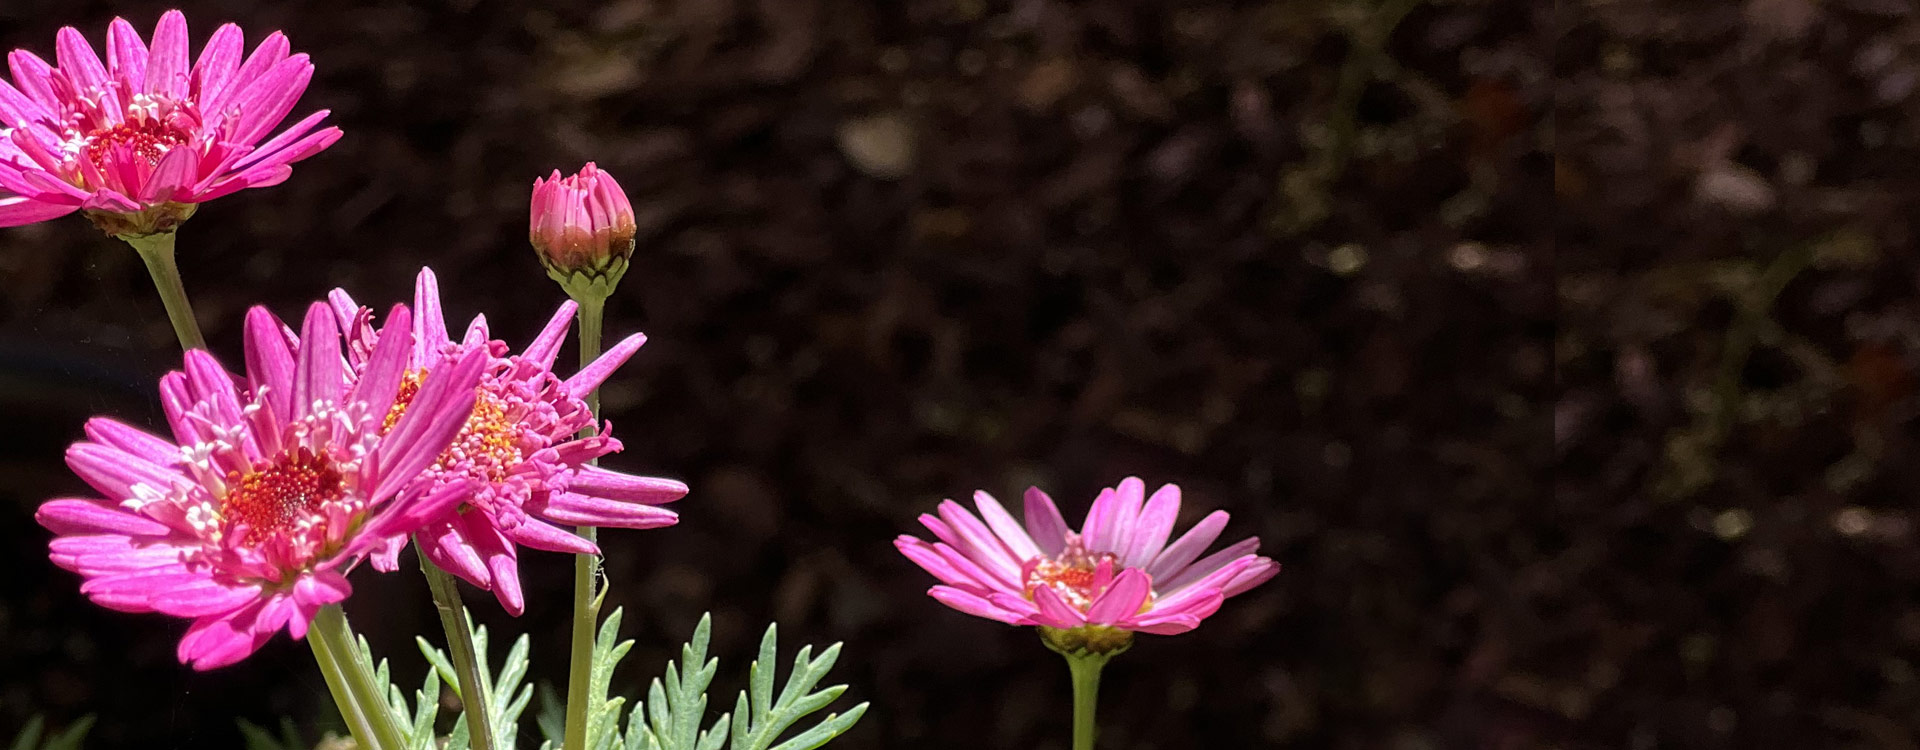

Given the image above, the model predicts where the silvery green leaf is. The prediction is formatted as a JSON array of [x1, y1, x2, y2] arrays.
[[728, 625, 866, 750]]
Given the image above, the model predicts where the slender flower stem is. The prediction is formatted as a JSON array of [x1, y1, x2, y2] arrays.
[[562, 292, 607, 750], [311, 605, 407, 750], [418, 541, 496, 750], [120, 232, 208, 352], [1064, 651, 1108, 750], [308, 618, 379, 750]]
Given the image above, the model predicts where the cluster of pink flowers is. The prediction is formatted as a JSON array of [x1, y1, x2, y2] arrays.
[[18, 11, 1278, 689]]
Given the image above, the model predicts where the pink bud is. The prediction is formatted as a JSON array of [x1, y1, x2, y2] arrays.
[[529, 163, 637, 290]]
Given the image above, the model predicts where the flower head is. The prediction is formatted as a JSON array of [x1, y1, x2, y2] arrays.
[[36, 301, 484, 669], [530, 163, 636, 298], [0, 10, 341, 235], [896, 477, 1278, 644], [328, 267, 687, 615]]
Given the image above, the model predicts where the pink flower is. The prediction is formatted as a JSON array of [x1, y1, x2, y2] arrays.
[[529, 163, 636, 283], [896, 477, 1279, 635], [36, 301, 485, 669], [327, 267, 687, 615], [0, 10, 341, 231]]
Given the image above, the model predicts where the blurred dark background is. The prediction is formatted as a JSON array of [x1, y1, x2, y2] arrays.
[[0, 0, 1554, 748]]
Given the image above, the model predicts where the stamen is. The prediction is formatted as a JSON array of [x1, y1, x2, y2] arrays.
[[220, 447, 344, 544]]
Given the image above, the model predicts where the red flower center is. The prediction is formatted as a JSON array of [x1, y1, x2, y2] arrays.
[[83, 118, 189, 168], [221, 447, 344, 543]]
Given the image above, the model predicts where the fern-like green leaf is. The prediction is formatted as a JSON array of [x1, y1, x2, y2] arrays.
[[628, 613, 728, 750], [420, 613, 534, 750], [727, 624, 867, 750]]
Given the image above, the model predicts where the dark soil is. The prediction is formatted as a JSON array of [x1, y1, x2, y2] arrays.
[[2, 0, 1570, 748]]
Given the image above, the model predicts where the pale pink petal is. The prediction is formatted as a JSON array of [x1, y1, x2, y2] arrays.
[[972, 491, 1040, 561], [1022, 487, 1069, 556], [927, 586, 1029, 625], [1145, 510, 1229, 582], [1029, 585, 1086, 628], [1121, 483, 1181, 569], [1157, 537, 1261, 595]]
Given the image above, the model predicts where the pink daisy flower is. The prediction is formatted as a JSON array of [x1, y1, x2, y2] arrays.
[[35, 301, 485, 669], [327, 267, 687, 615], [896, 477, 1279, 635], [0, 10, 340, 230]]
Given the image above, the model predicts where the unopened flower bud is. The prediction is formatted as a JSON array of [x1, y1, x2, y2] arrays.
[[530, 163, 636, 300]]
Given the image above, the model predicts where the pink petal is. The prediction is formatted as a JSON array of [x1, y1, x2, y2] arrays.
[[292, 302, 344, 419], [368, 347, 484, 501], [1121, 483, 1181, 569], [1029, 585, 1086, 628], [1095, 477, 1146, 554], [224, 53, 313, 146], [1085, 567, 1152, 624], [54, 27, 109, 92], [0, 193, 76, 226], [348, 304, 412, 413], [499, 517, 599, 556], [927, 585, 1029, 625], [66, 442, 176, 501], [1124, 612, 1204, 635], [918, 509, 1019, 587], [1022, 487, 1070, 557], [895, 536, 995, 594], [935, 500, 1024, 581], [973, 491, 1039, 561], [151, 579, 264, 618], [561, 466, 687, 505], [144, 10, 190, 100], [521, 300, 578, 369], [243, 306, 297, 421], [1157, 537, 1261, 595], [294, 570, 352, 609], [81, 418, 177, 465], [37, 498, 170, 536], [412, 267, 451, 362], [563, 332, 647, 396], [1221, 557, 1280, 597], [420, 520, 492, 589], [189, 23, 244, 104], [1145, 510, 1229, 583], [534, 491, 680, 529]]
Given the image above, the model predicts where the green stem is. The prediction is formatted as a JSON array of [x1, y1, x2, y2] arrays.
[[121, 232, 207, 352], [311, 605, 407, 750], [307, 617, 379, 750], [562, 292, 607, 750], [418, 542, 497, 750], [1065, 650, 1107, 750]]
